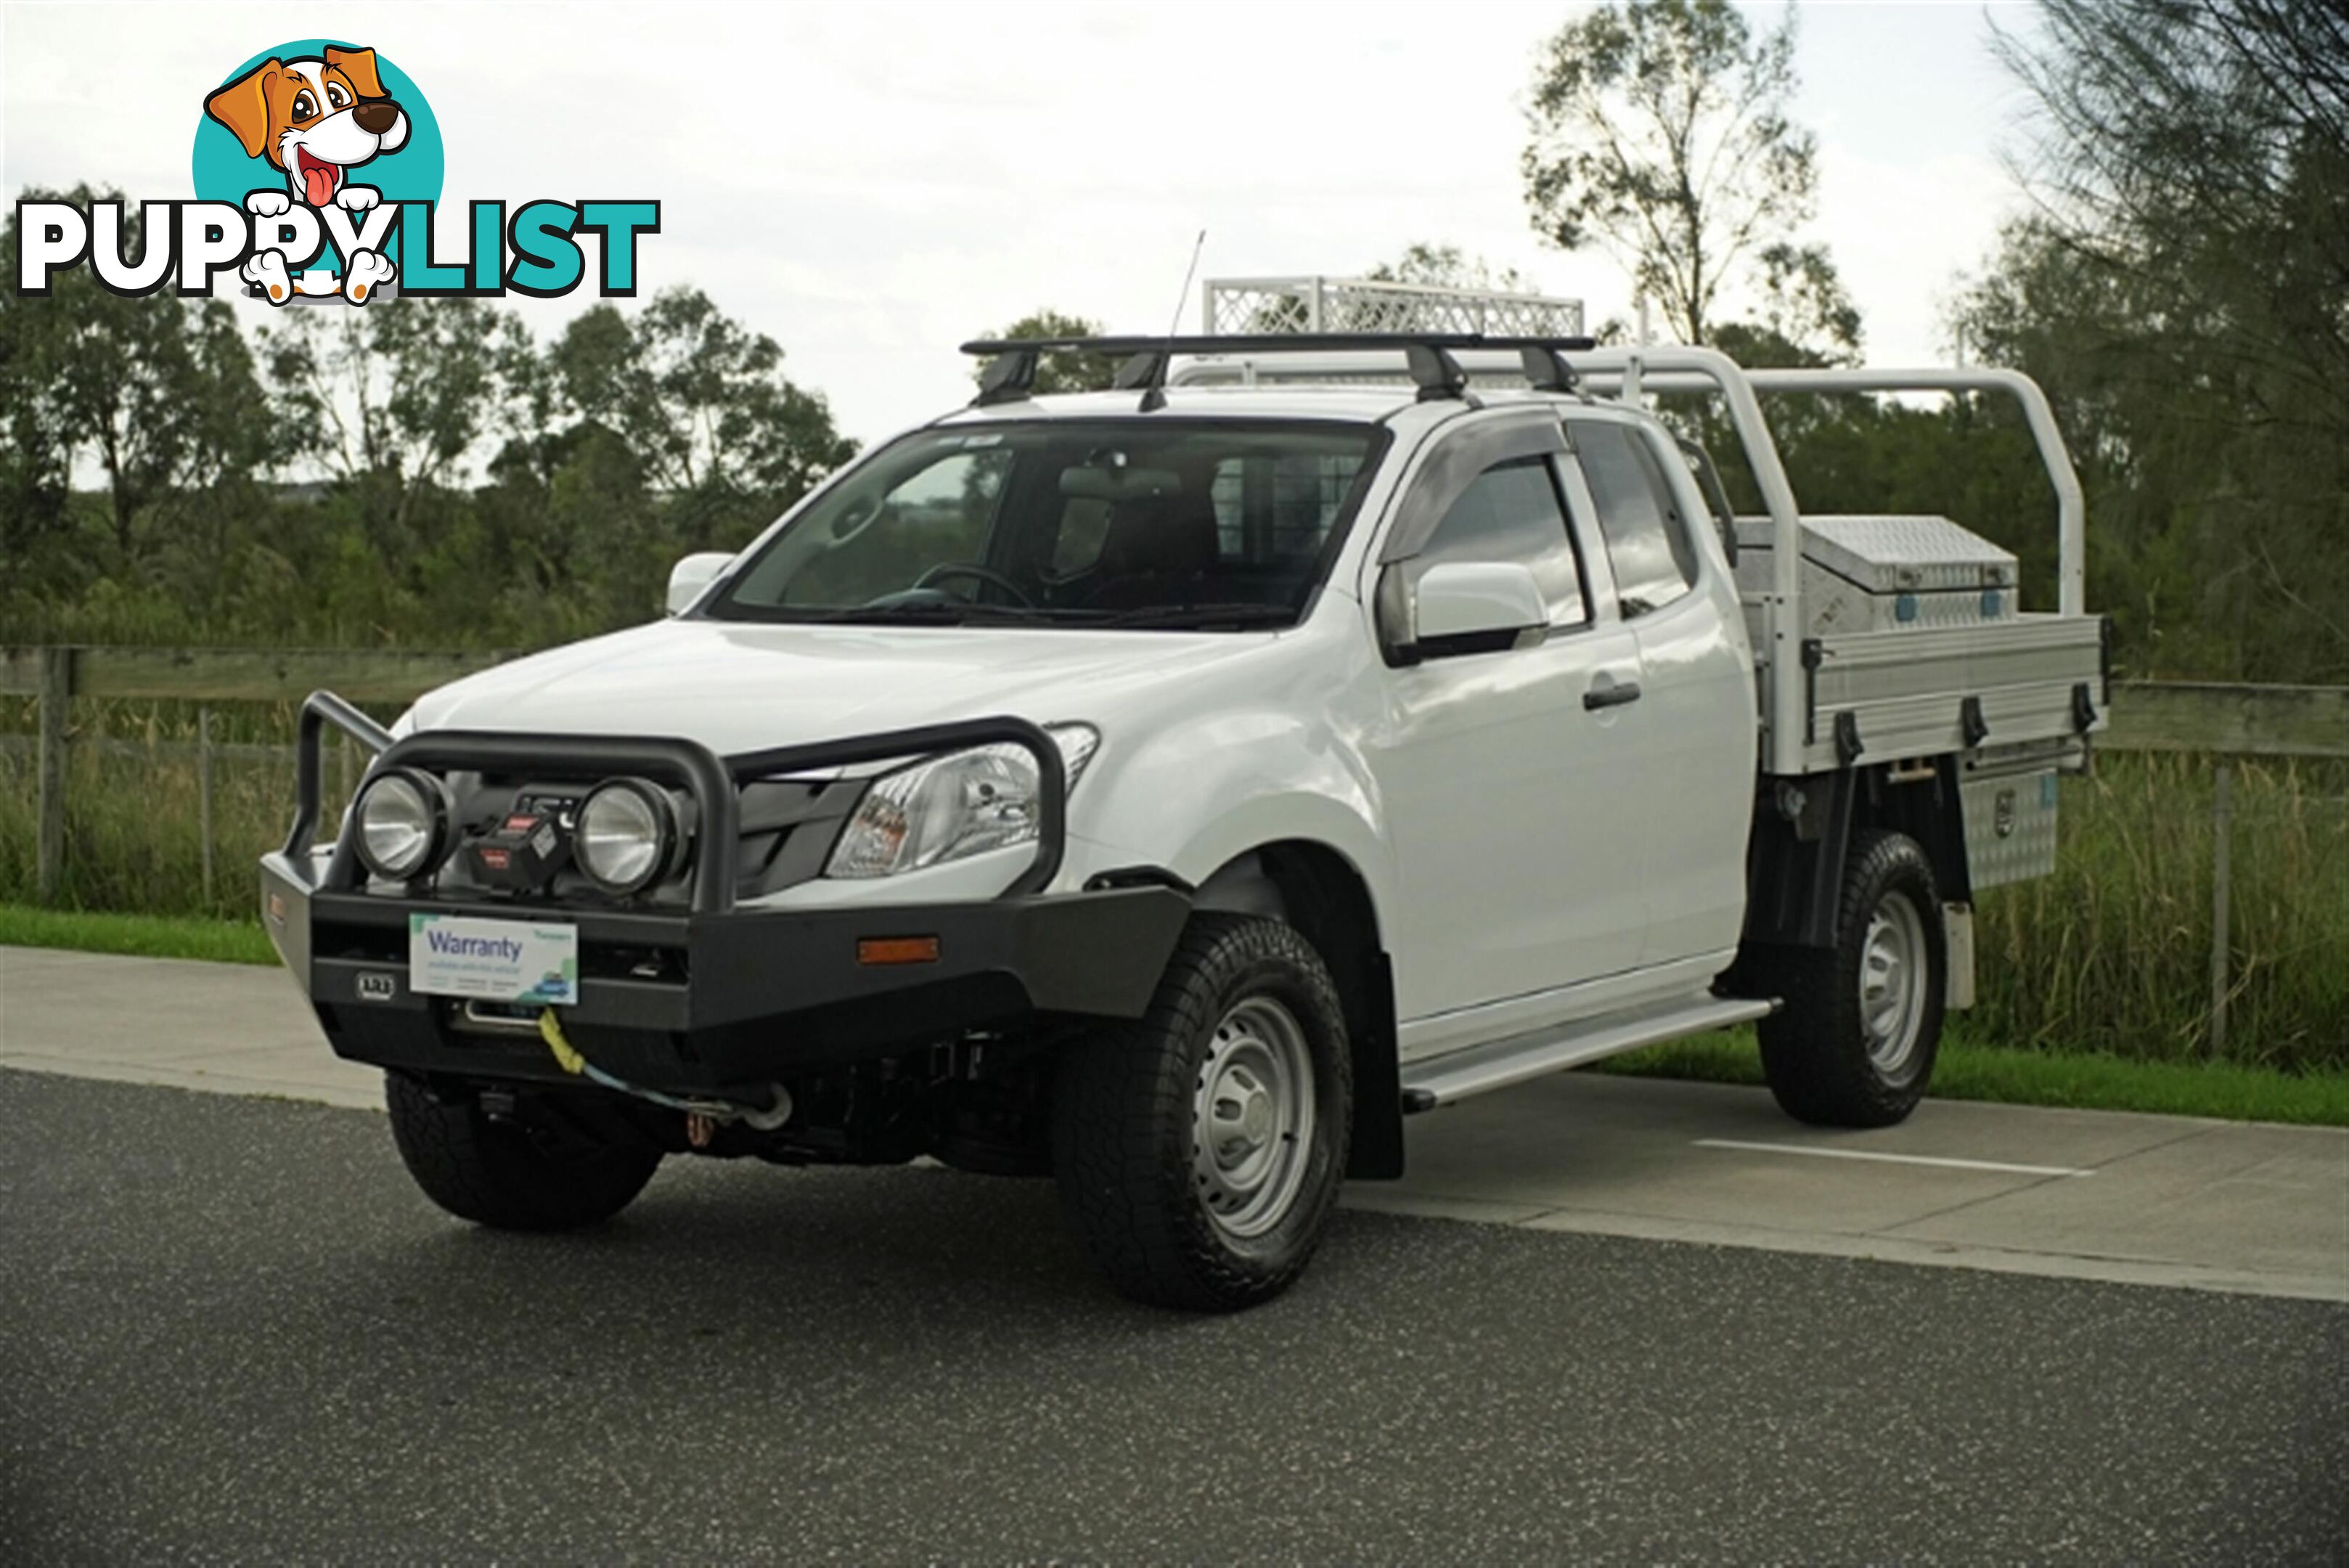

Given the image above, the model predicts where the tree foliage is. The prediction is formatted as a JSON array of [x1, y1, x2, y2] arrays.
[[555, 290, 857, 505], [0, 194, 857, 648], [1958, 0, 2349, 680], [1521, 0, 1855, 357], [1364, 243, 1529, 293], [2, 187, 286, 614]]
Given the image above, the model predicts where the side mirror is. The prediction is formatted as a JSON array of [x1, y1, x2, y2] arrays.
[[1387, 560, 1548, 662], [666, 552, 734, 616]]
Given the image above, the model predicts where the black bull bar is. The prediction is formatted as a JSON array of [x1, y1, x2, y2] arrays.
[[260, 693, 1190, 1095]]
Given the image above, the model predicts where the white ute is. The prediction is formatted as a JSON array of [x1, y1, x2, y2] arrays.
[[260, 281, 2107, 1310]]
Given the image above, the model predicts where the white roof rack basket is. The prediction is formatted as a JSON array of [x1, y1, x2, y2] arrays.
[[1201, 275, 1585, 339]]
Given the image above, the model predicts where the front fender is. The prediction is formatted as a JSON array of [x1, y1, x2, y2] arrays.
[[1076, 708, 1396, 926]]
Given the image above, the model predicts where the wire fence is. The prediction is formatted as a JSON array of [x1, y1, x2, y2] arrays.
[[4, 646, 2344, 1063]]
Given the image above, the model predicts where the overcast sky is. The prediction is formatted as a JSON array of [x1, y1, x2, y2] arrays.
[[4, 1, 2039, 452]]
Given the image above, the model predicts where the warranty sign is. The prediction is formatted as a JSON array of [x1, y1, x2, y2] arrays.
[[409, 914, 579, 1005]]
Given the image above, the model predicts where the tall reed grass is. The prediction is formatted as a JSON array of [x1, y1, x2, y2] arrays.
[[4, 700, 2342, 1069], [0, 696, 383, 920], [1972, 754, 2348, 1071]]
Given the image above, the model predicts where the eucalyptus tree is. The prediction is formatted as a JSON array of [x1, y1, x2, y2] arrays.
[[1521, 0, 1856, 359]]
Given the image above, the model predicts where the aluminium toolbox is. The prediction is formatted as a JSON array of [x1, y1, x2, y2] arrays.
[[1734, 514, 2019, 637]]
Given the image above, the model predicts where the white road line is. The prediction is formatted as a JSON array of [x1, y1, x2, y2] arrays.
[[1692, 1138, 2093, 1178]]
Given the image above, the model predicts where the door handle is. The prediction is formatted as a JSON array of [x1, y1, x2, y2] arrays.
[[1583, 679, 1643, 711]]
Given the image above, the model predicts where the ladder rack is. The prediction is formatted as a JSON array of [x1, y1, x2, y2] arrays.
[[1200, 274, 1585, 338]]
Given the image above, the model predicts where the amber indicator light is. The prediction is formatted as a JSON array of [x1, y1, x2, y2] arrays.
[[857, 935, 941, 966]]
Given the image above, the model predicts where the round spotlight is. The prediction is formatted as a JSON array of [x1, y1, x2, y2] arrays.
[[354, 768, 452, 882], [576, 777, 681, 896]]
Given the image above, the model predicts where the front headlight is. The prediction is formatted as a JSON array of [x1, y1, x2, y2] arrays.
[[825, 723, 1098, 879]]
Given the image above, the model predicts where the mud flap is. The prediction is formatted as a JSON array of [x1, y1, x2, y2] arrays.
[[1943, 902, 1976, 1010]]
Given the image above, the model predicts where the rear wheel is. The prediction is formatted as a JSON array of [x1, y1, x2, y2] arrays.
[[1754, 828, 1945, 1127], [386, 1074, 661, 1230], [1051, 914, 1352, 1311]]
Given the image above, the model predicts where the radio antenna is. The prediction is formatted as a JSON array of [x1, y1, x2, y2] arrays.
[[1168, 229, 1206, 339], [1123, 229, 1205, 412]]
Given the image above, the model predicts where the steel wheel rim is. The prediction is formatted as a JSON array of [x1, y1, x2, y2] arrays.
[[1859, 889, 1929, 1076], [1191, 995, 1316, 1241]]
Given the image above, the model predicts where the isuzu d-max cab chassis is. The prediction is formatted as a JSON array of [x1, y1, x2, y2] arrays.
[[261, 317, 2106, 1310]]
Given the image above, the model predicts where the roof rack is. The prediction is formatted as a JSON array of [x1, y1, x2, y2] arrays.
[[959, 333, 1599, 408]]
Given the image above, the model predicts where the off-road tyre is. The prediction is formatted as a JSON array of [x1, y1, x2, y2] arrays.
[[1754, 828, 1945, 1128], [1051, 913, 1352, 1312], [386, 1074, 662, 1230]]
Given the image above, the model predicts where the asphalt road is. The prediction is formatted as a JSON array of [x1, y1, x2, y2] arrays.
[[15, 945, 2346, 1302], [2, 1070, 2342, 1564]]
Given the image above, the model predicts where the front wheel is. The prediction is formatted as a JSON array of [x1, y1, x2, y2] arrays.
[[386, 1074, 662, 1230], [1051, 914, 1352, 1311], [1753, 828, 1945, 1127]]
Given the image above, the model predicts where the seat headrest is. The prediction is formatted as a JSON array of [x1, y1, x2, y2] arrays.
[[1098, 489, 1219, 578]]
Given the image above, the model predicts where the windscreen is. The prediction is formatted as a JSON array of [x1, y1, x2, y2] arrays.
[[707, 420, 1383, 630]]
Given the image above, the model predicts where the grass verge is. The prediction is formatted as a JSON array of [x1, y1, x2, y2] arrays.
[[1595, 1026, 2349, 1127], [5, 905, 2344, 1127], [0, 905, 277, 965]]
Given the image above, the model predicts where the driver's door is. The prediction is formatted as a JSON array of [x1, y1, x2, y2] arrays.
[[1363, 419, 1652, 1045]]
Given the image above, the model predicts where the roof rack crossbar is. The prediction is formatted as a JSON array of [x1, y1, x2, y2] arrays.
[[971, 347, 1038, 407], [1519, 345, 1578, 393], [1405, 343, 1467, 401], [1111, 350, 1170, 412], [957, 333, 1599, 407], [1110, 351, 1165, 389]]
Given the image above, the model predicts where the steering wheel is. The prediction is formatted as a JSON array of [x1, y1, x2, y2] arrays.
[[912, 562, 1035, 608]]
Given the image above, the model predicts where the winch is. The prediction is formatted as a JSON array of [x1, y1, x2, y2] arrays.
[[465, 794, 576, 891]]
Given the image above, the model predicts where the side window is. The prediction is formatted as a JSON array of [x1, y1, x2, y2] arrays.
[[1418, 455, 1588, 626], [1676, 437, 1741, 568], [1572, 422, 1701, 616]]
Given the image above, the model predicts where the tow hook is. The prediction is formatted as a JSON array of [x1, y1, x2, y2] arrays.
[[740, 1085, 793, 1131], [687, 1085, 792, 1148]]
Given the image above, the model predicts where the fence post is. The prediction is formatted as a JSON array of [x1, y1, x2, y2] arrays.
[[2209, 761, 2234, 1056], [36, 647, 73, 905], [198, 704, 216, 909]]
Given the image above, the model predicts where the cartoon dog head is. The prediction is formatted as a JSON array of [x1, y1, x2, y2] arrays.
[[205, 46, 409, 208]]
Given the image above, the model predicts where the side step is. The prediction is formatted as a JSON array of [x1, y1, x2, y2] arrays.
[[1399, 994, 1776, 1113]]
